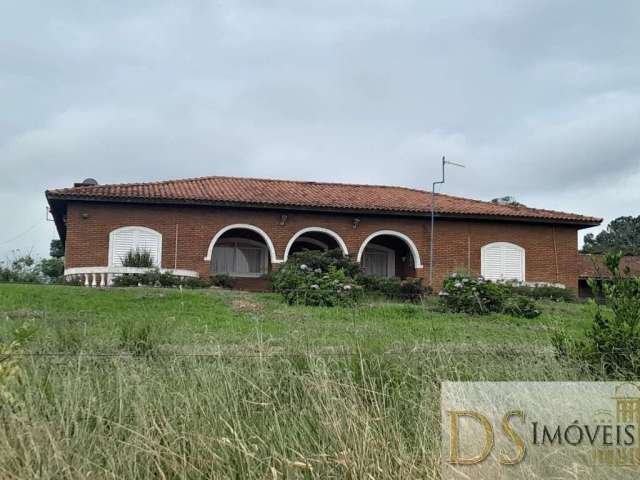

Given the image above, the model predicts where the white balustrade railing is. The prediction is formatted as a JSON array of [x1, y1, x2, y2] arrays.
[[64, 266, 199, 287]]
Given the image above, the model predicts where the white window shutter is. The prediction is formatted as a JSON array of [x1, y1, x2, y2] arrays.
[[501, 244, 524, 280], [482, 244, 503, 281], [135, 229, 161, 266], [481, 242, 524, 282], [109, 227, 162, 267], [111, 229, 135, 267]]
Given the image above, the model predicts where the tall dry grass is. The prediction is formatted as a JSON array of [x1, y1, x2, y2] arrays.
[[0, 347, 594, 479]]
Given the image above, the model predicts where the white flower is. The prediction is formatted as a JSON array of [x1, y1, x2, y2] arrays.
[[450, 272, 458, 278], [438, 291, 449, 296], [314, 268, 322, 273], [300, 264, 308, 270], [344, 285, 352, 290], [454, 282, 463, 289], [311, 284, 319, 289]]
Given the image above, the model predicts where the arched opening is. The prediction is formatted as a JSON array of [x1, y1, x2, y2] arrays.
[[207, 225, 276, 277], [357, 230, 422, 279], [284, 227, 349, 261]]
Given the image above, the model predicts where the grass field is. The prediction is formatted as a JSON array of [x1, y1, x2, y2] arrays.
[[0, 284, 598, 479]]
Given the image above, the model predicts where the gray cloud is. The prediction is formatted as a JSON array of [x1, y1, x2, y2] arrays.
[[1, 0, 639, 257]]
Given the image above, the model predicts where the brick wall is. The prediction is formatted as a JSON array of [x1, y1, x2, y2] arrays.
[[64, 201, 581, 289]]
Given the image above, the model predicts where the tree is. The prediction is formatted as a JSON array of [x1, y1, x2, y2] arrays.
[[0, 254, 42, 283], [39, 257, 64, 281], [50, 239, 64, 258], [582, 216, 640, 256]]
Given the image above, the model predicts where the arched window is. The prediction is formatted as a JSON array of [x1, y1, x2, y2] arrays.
[[481, 242, 525, 282], [212, 238, 268, 277], [109, 226, 162, 267]]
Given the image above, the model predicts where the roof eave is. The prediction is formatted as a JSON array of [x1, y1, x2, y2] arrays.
[[44, 193, 602, 227], [45, 194, 68, 243]]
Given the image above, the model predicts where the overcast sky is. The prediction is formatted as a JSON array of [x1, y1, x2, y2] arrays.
[[2, 0, 639, 259]]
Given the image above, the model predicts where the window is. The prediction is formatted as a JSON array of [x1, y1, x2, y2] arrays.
[[212, 238, 267, 277], [481, 242, 525, 282], [109, 226, 162, 267], [362, 244, 395, 277]]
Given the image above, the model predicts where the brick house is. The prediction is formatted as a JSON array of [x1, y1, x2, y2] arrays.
[[578, 254, 640, 297], [46, 175, 601, 290]]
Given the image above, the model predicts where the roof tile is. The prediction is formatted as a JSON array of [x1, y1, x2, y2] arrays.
[[46, 175, 601, 224]]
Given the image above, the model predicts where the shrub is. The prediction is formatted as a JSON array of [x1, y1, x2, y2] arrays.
[[0, 254, 42, 283], [272, 250, 362, 307], [178, 277, 210, 289], [509, 284, 576, 302], [56, 276, 84, 287], [112, 270, 176, 288], [287, 266, 363, 307], [0, 251, 69, 284], [210, 274, 235, 289], [501, 295, 540, 319], [273, 249, 430, 306], [112, 270, 215, 289], [38, 257, 64, 282], [112, 273, 145, 287], [358, 276, 428, 302], [552, 252, 640, 376], [121, 249, 154, 268], [281, 249, 362, 278], [584, 252, 639, 375], [439, 273, 540, 318], [440, 274, 507, 315]]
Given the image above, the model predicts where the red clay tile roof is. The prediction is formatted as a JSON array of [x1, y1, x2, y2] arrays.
[[578, 254, 640, 278], [46, 175, 601, 225]]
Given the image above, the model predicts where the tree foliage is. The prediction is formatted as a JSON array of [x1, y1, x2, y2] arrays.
[[582, 216, 640, 255], [50, 239, 65, 258]]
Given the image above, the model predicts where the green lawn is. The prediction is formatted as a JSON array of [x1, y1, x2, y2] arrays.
[[0, 283, 593, 355], [0, 284, 598, 479]]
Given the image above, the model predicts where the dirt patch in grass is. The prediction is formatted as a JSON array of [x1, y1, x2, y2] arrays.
[[231, 298, 262, 314]]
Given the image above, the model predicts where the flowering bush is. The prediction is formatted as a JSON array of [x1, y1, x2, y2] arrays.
[[499, 280, 576, 302], [272, 250, 363, 306], [439, 273, 540, 318]]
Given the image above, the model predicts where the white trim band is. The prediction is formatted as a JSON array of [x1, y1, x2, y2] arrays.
[[64, 266, 199, 278]]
